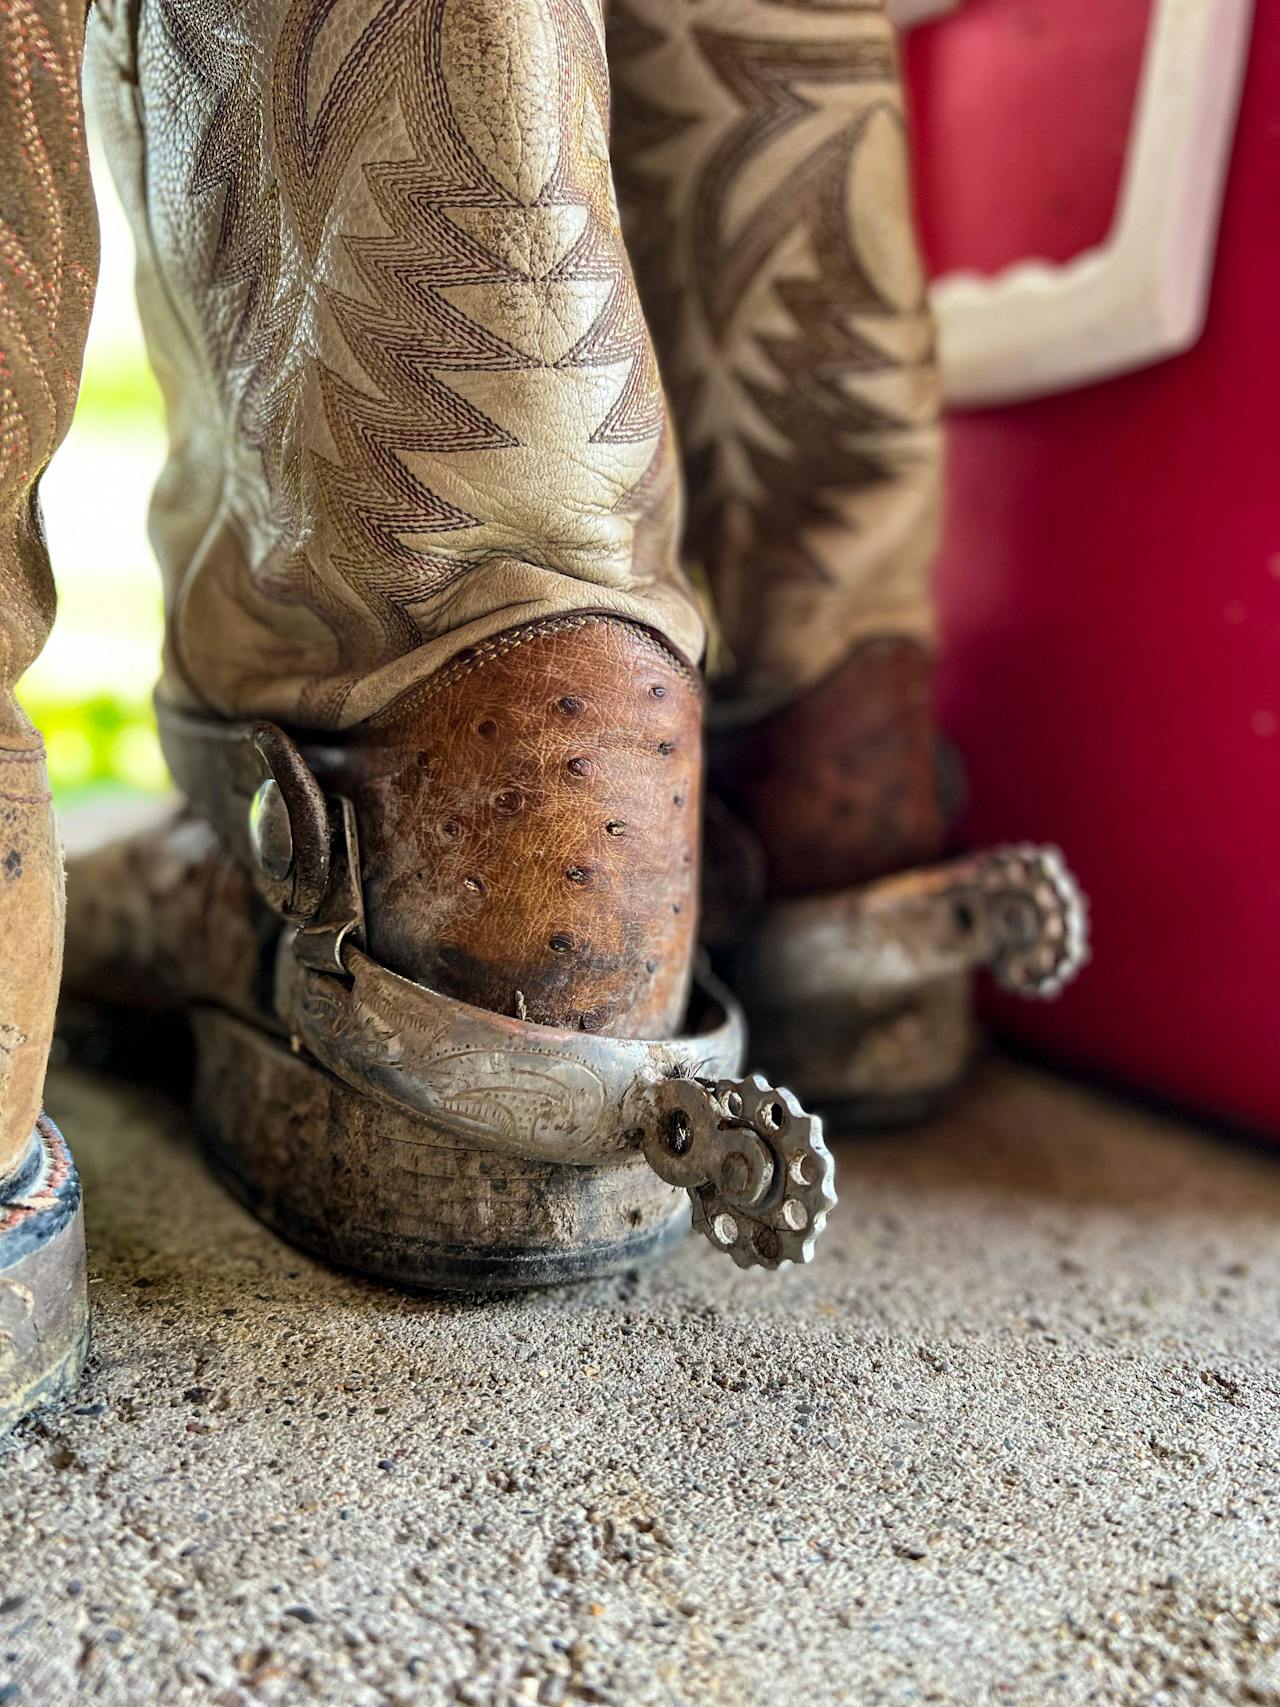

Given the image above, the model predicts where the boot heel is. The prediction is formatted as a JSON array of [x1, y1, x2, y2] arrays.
[[191, 1009, 689, 1293], [747, 975, 976, 1130]]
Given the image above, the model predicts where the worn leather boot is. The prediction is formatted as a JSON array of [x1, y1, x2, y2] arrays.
[[0, 0, 92, 1428], [610, 0, 1087, 1121], [66, 0, 834, 1286]]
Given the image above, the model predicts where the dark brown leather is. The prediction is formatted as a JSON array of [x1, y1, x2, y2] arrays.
[[713, 637, 943, 899], [303, 614, 702, 1038]]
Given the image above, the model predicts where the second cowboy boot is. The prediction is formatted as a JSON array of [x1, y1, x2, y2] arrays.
[[64, 0, 834, 1286], [609, 0, 1087, 1121], [0, 0, 93, 1428]]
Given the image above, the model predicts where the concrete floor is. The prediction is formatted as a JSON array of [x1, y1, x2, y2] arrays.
[[3, 1062, 1280, 1705]]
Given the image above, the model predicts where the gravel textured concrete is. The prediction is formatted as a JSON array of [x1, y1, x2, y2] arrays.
[[3, 1062, 1280, 1706]]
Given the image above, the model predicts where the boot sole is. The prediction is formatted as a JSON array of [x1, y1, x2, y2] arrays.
[[0, 1116, 90, 1432]]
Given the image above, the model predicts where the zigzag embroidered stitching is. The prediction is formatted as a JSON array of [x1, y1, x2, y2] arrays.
[[610, 0, 941, 709]]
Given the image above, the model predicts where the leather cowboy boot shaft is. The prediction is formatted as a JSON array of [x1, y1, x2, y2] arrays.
[[608, 0, 946, 897], [0, 0, 94, 1427], [609, 0, 941, 727], [88, 0, 705, 731], [0, 0, 98, 1178]]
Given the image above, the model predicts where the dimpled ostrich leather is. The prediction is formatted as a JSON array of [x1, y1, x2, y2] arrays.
[[0, 0, 97, 1175]]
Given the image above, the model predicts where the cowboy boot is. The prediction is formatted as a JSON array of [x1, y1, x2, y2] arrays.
[[0, 0, 93, 1428], [65, 0, 835, 1287], [609, 0, 1087, 1122]]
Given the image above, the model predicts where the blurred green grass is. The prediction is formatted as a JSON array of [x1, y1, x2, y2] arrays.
[[72, 353, 163, 432], [19, 307, 169, 801]]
